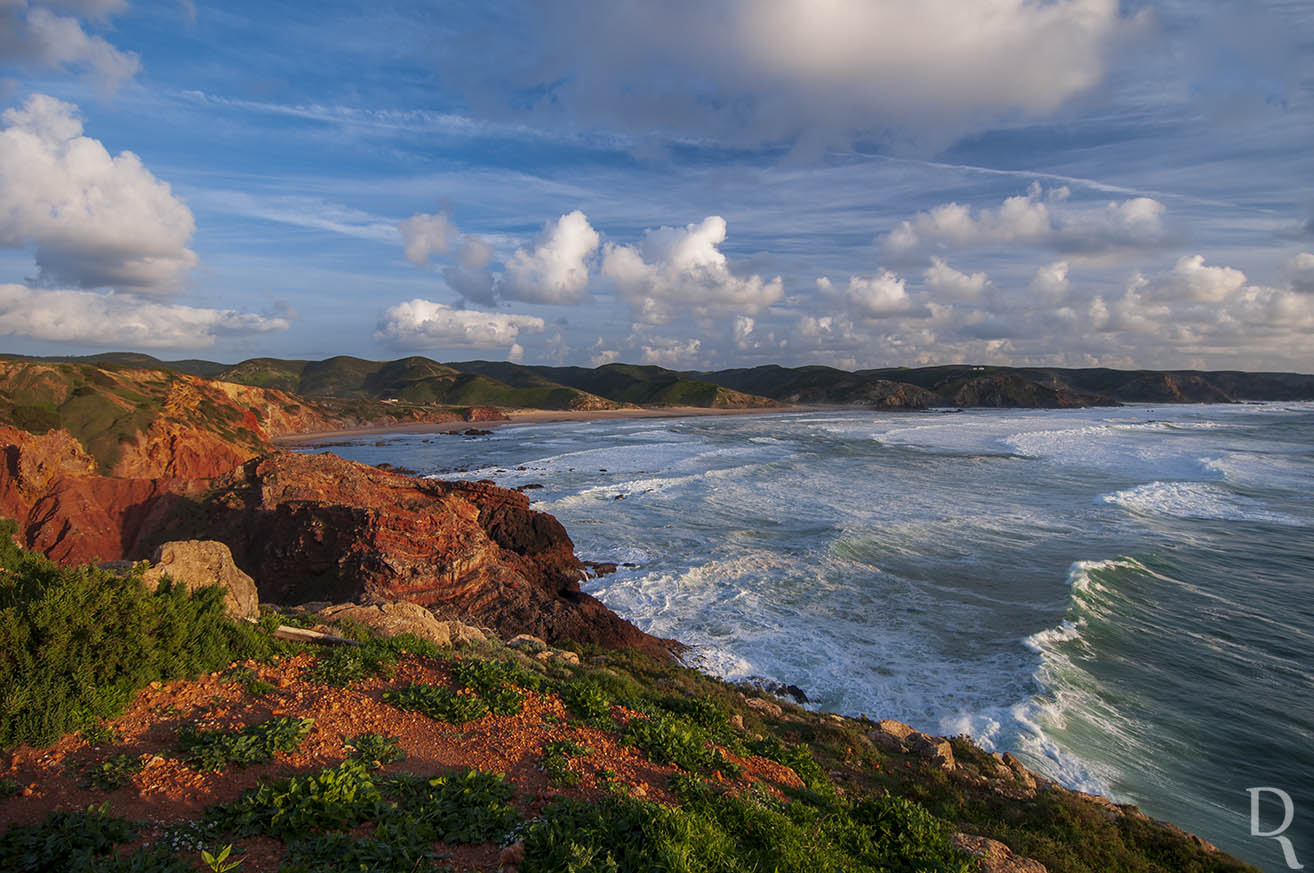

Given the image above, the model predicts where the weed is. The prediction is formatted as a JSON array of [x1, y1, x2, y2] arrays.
[[620, 712, 738, 777], [0, 805, 138, 872], [280, 832, 438, 873], [746, 735, 827, 789], [303, 634, 442, 688], [80, 723, 122, 747], [82, 753, 146, 791], [219, 666, 273, 697], [176, 716, 313, 771], [556, 679, 612, 723], [199, 844, 242, 872], [541, 740, 591, 787], [383, 684, 488, 724], [0, 776, 19, 798], [383, 768, 519, 844], [344, 733, 406, 768], [208, 758, 383, 839]]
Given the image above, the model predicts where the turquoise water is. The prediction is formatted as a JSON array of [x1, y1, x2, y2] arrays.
[[314, 403, 1314, 870]]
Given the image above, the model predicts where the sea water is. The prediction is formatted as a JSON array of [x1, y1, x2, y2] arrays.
[[312, 403, 1314, 871]]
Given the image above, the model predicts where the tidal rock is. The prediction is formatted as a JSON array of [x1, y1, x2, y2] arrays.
[[142, 540, 260, 621]]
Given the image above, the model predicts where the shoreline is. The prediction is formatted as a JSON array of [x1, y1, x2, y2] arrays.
[[272, 404, 816, 446]]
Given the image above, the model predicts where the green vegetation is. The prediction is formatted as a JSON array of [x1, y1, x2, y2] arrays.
[[82, 753, 146, 791], [219, 665, 273, 697], [175, 716, 313, 772], [541, 739, 591, 787], [0, 521, 287, 750], [344, 733, 406, 768], [620, 712, 740, 778], [0, 805, 190, 873], [383, 682, 489, 723], [301, 633, 441, 686]]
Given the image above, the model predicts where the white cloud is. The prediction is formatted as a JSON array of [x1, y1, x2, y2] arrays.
[[1153, 254, 1247, 302], [818, 270, 922, 318], [640, 336, 702, 368], [922, 257, 990, 302], [0, 284, 289, 348], [374, 299, 545, 351], [590, 348, 620, 367], [502, 210, 600, 304], [1286, 252, 1314, 294], [884, 185, 1167, 258], [399, 211, 459, 265], [1029, 261, 1071, 302], [0, 94, 197, 294], [0, 4, 139, 90], [466, 0, 1137, 149], [602, 216, 782, 324]]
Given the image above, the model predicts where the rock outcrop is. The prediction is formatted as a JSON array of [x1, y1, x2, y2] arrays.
[[141, 540, 260, 621], [951, 834, 1048, 873], [312, 602, 489, 649]]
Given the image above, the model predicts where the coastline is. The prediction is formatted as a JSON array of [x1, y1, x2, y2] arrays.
[[272, 404, 814, 446]]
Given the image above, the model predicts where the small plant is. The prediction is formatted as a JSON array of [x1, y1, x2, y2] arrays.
[[620, 712, 738, 776], [541, 739, 591, 787], [200, 843, 242, 872], [303, 635, 441, 687], [208, 758, 383, 839], [557, 679, 612, 723], [220, 665, 274, 697], [177, 716, 313, 771], [0, 804, 140, 872], [80, 722, 122, 747], [83, 752, 146, 791], [383, 684, 488, 724], [280, 832, 437, 873], [0, 776, 21, 798], [345, 733, 407, 768], [383, 768, 519, 844]]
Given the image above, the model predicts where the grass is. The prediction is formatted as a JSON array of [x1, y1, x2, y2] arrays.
[[0, 522, 289, 751], [176, 716, 313, 772]]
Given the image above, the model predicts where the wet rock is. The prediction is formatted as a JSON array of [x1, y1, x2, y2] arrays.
[[583, 561, 618, 578], [745, 676, 809, 704]]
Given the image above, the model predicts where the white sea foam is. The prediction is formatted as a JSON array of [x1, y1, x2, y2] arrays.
[[1099, 481, 1307, 526]]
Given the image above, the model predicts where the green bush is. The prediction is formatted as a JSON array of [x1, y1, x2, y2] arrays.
[[208, 758, 384, 839], [302, 634, 440, 687], [0, 805, 194, 873], [176, 716, 313, 771], [556, 678, 612, 723], [383, 683, 488, 723], [0, 525, 284, 750]]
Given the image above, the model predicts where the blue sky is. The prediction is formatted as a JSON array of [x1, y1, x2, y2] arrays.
[[1, 0, 1312, 370]]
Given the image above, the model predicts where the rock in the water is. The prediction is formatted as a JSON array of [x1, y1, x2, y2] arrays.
[[951, 834, 1048, 873], [142, 540, 259, 621]]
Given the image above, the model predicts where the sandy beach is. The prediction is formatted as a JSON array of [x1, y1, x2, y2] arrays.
[[272, 405, 811, 446]]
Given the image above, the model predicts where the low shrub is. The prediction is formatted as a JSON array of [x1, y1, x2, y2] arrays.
[[0, 523, 285, 750], [0, 805, 150, 873], [176, 716, 313, 771], [344, 733, 406, 768], [541, 740, 591, 787], [208, 758, 383, 839], [383, 684, 488, 724], [302, 634, 439, 687], [621, 712, 739, 777], [556, 679, 612, 723], [383, 768, 519, 844]]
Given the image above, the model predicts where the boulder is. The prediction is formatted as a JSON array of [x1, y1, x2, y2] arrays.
[[869, 719, 916, 752], [906, 731, 956, 772], [314, 602, 490, 649], [508, 633, 549, 654], [141, 540, 259, 621], [744, 697, 783, 718], [951, 834, 1048, 873]]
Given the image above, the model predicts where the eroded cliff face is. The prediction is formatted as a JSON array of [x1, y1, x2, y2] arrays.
[[0, 427, 676, 660]]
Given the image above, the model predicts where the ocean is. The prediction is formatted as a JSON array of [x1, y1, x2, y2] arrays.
[[311, 403, 1314, 871]]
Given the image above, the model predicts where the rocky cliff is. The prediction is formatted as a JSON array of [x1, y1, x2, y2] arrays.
[[0, 426, 676, 660]]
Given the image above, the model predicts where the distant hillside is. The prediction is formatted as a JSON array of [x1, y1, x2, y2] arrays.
[[453, 361, 779, 409], [700, 364, 1314, 408]]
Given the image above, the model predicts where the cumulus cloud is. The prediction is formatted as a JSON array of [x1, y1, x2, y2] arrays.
[[502, 210, 600, 304], [818, 270, 924, 319], [602, 216, 782, 324], [1152, 254, 1247, 302], [0, 284, 288, 348], [640, 336, 702, 368], [399, 211, 459, 266], [374, 298, 545, 351], [1028, 261, 1071, 303], [0, 94, 198, 294], [922, 257, 990, 302], [448, 0, 1138, 150], [1286, 252, 1314, 294], [0, 2, 139, 90], [884, 185, 1168, 258]]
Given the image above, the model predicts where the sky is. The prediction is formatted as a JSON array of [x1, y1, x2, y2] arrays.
[[0, 0, 1312, 372]]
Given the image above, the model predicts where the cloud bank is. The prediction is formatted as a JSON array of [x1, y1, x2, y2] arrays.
[[374, 299, 545, 352], [0, 94, 198, 294], [0, 1, 139, 90]]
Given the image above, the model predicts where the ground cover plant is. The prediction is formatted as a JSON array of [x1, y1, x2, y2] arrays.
[[301, 633, 440, 687], [176, 716, 314, 771]]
